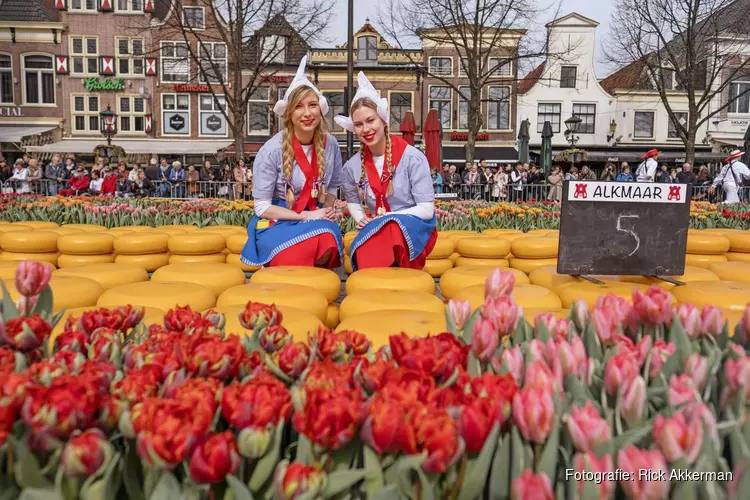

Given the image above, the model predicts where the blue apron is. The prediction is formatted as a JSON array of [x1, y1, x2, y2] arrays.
[[349, 214, 437, 272], [240, 199, 344, 267]]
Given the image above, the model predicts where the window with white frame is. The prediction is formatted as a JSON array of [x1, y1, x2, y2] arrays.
[[323, 92, 345, 132], [116, 0, 143, 13], [488, 57, 512, 77], [116, 37, 144, 76], [260, 36, 287, 64], [199, 42, 227, 83], [389, 92, 412, 131], [659, 67, 675, 91], [277, 87, 287, 101], [459, 58, 479, 78], [70, 0, 96, 11], [488, 86, 510, 130], [572, 103, 596, 134], [429, 86, 451, 129], [458, 86, 471, 129], [162, 93, 190, 135], [729, 81, 750, 114], [560, 66, 576, 88], [668, 112, 688, 139], [537, 103, 561, 133], [182, 6, 205, 29], [23, 55, 54, 105], [247, 87, 270, 135], [357, 36, 377, 63], [429, 57, 452, 77], [161, 41, 189, 83], [70, 36, 98, 75], [118, 96, 146, 133], [71, 94, 99, 133], [0, 55, 12, 104], [199, 94, 227, 136], [634, 111, 654, 138]]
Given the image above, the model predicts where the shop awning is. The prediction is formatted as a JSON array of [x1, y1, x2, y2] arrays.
[[25, 139, 233, 154], [443, 145, 519, 163], [0, 125, 58, 143]]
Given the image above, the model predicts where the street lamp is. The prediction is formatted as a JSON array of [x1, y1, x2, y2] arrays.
[[99, 105, 117, 147], [564, 115, 582, 147]]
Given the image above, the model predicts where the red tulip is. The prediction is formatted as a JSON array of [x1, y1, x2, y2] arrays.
[[239, 301, 282, 330], [700, 305, 724, 337], [221, 375, 292, 430], [604, 353, 639, 396], [1, 314, 51, 352], [273, 461, 326, 500], [667, 374, 699, 407], [340, 329, 371, 356], [292, 387, 364, 450], [14, 260, 53, 297], [485, 268, 515, 298], [260, 324, 292, 353], [111, 366, 162, 407], [187, 336, 244, 380], [618, 446, 670, 499], [389, 332, 469, 383], [512, 386, 555, 444], [0, 345, 25, 375], [457, 398, 495, 453], [653, 411, 703, 464], [573, 451, 615, 499], [189, 431, 241, 484], [276, 341, 310, 379], [61, 428, 113, 478], [631, 286, 672, 326], [447, 299, 472, 330], [360, 392, 418, 455], [53, 330, 91, 354], [564, 401, 610, 452], [511, 469, 554, 500], [164, 305, 202, 333], [309, 327, 347, 361], [674, 303, 701, 339], [412, 405, 463, 473], [201, 308, 226, 330], [87, 331, 121, 364]]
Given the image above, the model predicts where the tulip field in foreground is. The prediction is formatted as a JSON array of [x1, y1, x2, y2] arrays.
[[2, 262, 750, 499]]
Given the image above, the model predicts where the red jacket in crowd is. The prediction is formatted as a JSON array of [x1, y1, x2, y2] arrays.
[[68, 175, 90, 191], [100, 176, 116, 195]]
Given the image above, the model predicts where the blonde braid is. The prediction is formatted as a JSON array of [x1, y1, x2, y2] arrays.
[[314, 129, 327, 203], [282, 122, 296, 208], [384, 128, 394, 197], [358, 142, 367, 203]]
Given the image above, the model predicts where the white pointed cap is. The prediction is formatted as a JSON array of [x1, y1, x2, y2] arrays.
[[334, 71, 389, 133], [272, 56, 329, 117]]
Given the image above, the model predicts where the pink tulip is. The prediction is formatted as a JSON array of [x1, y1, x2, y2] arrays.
[[570, 300, 588, 332], [14, 260, 53, 297], [511, 469, 554, 500], [685, 353, 709, 391], [527, 339, 547, 364], [739, 304, 750, 344], [535, 313, 570, 341], [620, 375, 646, 426], [595, 294, 633, 326], [485, 268, 515, 299], [524, 360, 559, 393], [684, 402, 719, 448], [631, 286, 673, 326], [653, 412, 703, 464], [512, 386, 555, 444], [700, 305, 724, 337], [579, 359, 595, 386], [721, 356, 750, 408], [648, 340, 676, 381], [482, 295, 522, 337], [447, 299, 472, 331], [564, 401, 610, 452], [667, 374, 698, 407], [674, 303, 701, 339], [613, 334, 639, 359], [491, 346, 524, 385], [591, 307, 619, 346], [635, 336, 652, 367], [573, 451, 615, 499], [546, 337, 580, 378], [603, 353, 639, 397], [618, 446, 670, 499], [471, 317, 499, 363]]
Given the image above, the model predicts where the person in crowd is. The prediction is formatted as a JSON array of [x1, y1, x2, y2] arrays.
[[129, 165, 143, 183], [669, 167, 679, 183], [169, 161, 186, 198], [26, 159, 42, 193], [8, 159, 29, 193], [481, 160, 494, 198], [493, 166, 508, 200], [465, 163, 483, 200], [21, 153, 30, 169], [431, 168, 443, 194], [217, 164, 232, 198], [601, 163, 617, 181], [547, 165, 563, 201], [186, 164, 201, 197], [443, 164, 461, 193], [579, 165, 597, 181], [0, 158, 11, 183], [156, 160, 171, 197], [133, 170, 154, 198], [91, 157, 106, 175], [100, 168, 116, 196], [657, 164, 672, 183], [240, 56, 343, 269], [234, 158, 250, 200], [44, 154, 66, 195], [635, 149, 659, 182], [616, 165, 634, 182], [336, 71, 436, 271], [115, 170, 132, 197], [59, 167, 90, 196], [525, 164, 542, 200], [708, 149, 750, 204], [145, 158, 159, 181], [510, 163, 525, 201], [200, 160, 218, 182], [677, 162, 698, 185], [88, 169, 104, 195], [564, 166, 579, 181]]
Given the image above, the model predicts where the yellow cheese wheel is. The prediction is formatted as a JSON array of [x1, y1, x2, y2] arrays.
[[346, 268, 436, 295], [439, 230, 476, 236], [725, 233, 750, 253], [672, 281, 750, 311], [455, 257, 509, 268], [344, 256, 353, 275], [1, 231, 58, 253], [0, 225, 34, 234], [57, 233, 115, 255], [446, 232, 486, 242], [423, 259, 453, 277], [0, 251, 58, 266], [225, 253, 261, 272], [324, 303, 340, 329], [62, 224, 107, 232], [217, 283, 328, 321], [118, 225, 154, 232], [50, 306, 165, 345], [685, 253, 728, 269], [340, 289, 445, 322], [556, 281, 653, 309], [454, 283, 562, 311], [511, 237, 558, 259], [98, 281, 216, 311], [524, 308, 569, 324], [343, 232, 357, 253], [152, 263, 247, 298], [16, 222, 56, 229], [726, 252, 750, 263], [528, 266, 618, 292], [439, 266, 530, 300], [43, 227, 84, 236], [57, 254, 115, 268], [105, 228, 133, 238], [166, 225, 200, 233], [168, 233, 226, 255], [482, 229, 522, 236], [708, 262, 750, 283], [526, 229, 552, 236], [199, 227, 244, 239], [3, 276, 104, 312], [457, 237, 511, 259], [250, 266, 341, 303], [493, 234, 532, 244], [114, 253, 170, 272], [169, 253, 226, 264], [686, 233, 731, 255], [114, 233, 169, 255], [510, 257, 558, 275], [542, 230, 560, 238], [216, 304, 323, 343], [0, 261, 55, 280], [152, 227, 187, 237], [226, 233, 249, 254], [427, 237, 455, 260], [336, 310, 447, 349], [620, 266, 720, 290], [449, 252, 461, 264], [55, 263, 148, 290], [208, 225, 246, 232], [700, 228, 734, 234]]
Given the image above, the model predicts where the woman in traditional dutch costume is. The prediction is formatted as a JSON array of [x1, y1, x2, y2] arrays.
[[240, 57, 344, 268], [335, 72, 437, 270]]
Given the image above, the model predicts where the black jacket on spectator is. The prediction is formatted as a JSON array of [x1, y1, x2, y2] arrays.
[[677, 171, 698, 185]]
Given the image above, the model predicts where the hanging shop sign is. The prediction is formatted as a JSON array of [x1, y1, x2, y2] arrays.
[[85, 77, 125, 92], [259, 75, 290, 84], [173, 84, 211, 93], [450, 131, 489, 141], [0, 107, 24, 117]]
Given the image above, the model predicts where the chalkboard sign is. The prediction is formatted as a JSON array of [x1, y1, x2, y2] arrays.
[[557, 180, 691, 276]]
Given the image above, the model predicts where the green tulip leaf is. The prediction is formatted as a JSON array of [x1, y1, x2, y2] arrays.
[[395, 453, 436, 500], [122, 443, 144, 500], [54, 467, 80, 500], [17, 489, 61, 500], [12, 436, 53, 490], [0, 476, 20, 500], [563, 375, 595, 403], [594, 423, 652, 457], [652, 352, 681, 389], [669, 313, 692, 365], [717, 321, 729, 350], [226, 474, 254, 500], [510, 427, 527, 484], [0, 281, 19, 319], [457, 423, 500, 500], [248, 419, 285, 492], [444, 307, 459, 338], [31, 285, 53, 317], [294, 433, 313, 467], [462, 308, 482, 345], [535, 320, 550, 343], [363, 445, 385, 498], [582, 321, 602, 361], [148, 471, 181, 500], [488, 433, 511, 500], [371, 485, 398, 500], [537, 418, 560, 480], [80, 452, 122, 500], [322, 469, 367, 497], [467, 352, 482, 377]]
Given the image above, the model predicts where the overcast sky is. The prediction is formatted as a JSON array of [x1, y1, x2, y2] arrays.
[[328, 0, 616, 77]]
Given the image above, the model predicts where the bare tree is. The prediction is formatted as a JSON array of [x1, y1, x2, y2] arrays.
[[604, 0, 750, 164], [146, 0, 334, 160], [378, 0, 563, 162]]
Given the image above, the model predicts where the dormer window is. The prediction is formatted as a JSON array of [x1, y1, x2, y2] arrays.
[[659, 67, 675, 90], [560, 66, 576, 88], [357, 36, 377, 64], [261, 36, 287, 64]]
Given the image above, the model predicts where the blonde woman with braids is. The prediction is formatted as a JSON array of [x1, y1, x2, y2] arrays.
[[336, 72, 437, 270], [240, 57, 343, 268]]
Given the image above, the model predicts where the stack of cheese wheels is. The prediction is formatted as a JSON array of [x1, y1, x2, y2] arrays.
[[509, 237, 558, 275], [167, 232, 226, 264], [340, 289, 444, 322], [98, 281, 216, 311], [708, 261, 750, 284], [439, 266, 529, 300], [725, 231, 750, 263], [556, 281, 652, 309], [199, 226, 244, 256], [114, 233, 171, 272], [0, 261, 55, 280], [455, 237, 510, 268], [453, 283, 563, 311], [62, 224, 107, 232], [0, 230, 59, 266], [529, 266, 618, 293], [423, 235, 454, 277], [56, 233, 116, 268], [4, 275, 104, 312], [224, 233, 260, 272], [217, 282, 328, 322], [215, 304, 323, 342], [672, 281, 750, 311], [43, 226, 84, 237], [336, 309, 447, 348], [619, 265, 720, 290], [346, 268, 436, 295], [106, 227, 135, 238], [441, 231, 482, 264], [684, 231, 730, 269], [152, 263, 247, 299], [17, 221, 57, 230], [54, 263, 148, 290]]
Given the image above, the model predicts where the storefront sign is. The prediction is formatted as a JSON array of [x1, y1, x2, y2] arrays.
[[84, 77, 124, 92], [173, 84, 211, 92], [450, 131, 489, 141], [163, 111, 190, 135], [730, 119, 749, 129], [200, 112, 227, 136], [259, 75, 289, 84], [0, 107, 23, 117]]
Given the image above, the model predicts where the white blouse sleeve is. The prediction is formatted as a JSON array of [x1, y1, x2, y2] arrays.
[[390, 202, 434, 220], [347, 203, 366, 222]]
